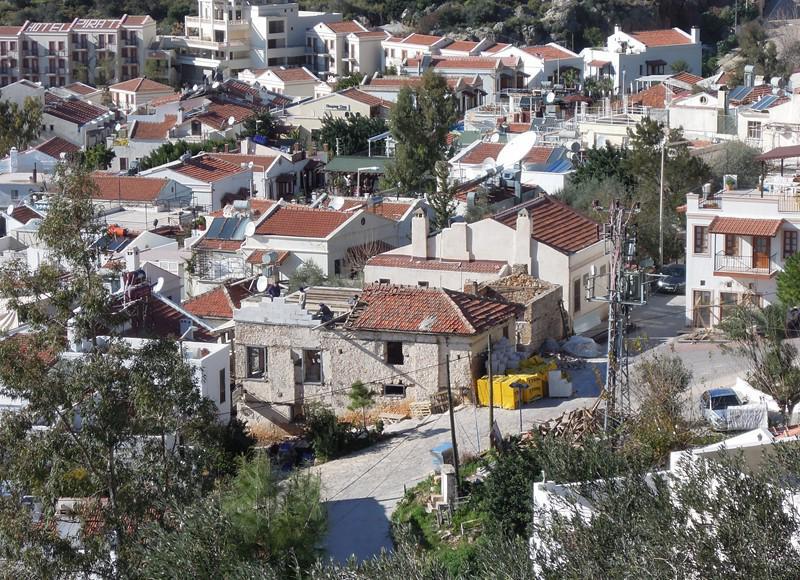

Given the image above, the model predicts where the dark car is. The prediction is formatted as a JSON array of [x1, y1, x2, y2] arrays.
[[656, 264, 685, 294]]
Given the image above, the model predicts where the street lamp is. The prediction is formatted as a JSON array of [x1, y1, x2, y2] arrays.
[[658, 134, 691, 267], [511, 381, 527, 433]]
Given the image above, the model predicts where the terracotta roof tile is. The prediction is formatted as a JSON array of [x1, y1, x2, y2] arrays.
[[45, 99, 108, 125], [130, 115, 176, 140], [123, 294, 215, 342], [0, 26, 22, 35], [628, 84, 669, 108], [493, 195, 601, 253], [366, 254, 507, 273], [630, 28, 692, 47], [443, 40, 479, 52], [207, 153, 277, 170], [122, 15, 153, 26], [193, 100, 257, 130], [64, 82, 99, 95], [110, 77, 174, 93], [401, 33, 447, 46], [246, 248, 289, 265], [483, 43, 510, 53], [269, 66, 318, 83], [353, 30, 389, 39], [325, 20, 367, 34], [9, 204, 43, 224], [708, 217, 783, 237], [344, 284, 518, 335], [183, 278, 260, 319], [339, 87, 388, 107], [671, 71, 703, 85], [195, 238, 244, 251], [412, 56, 505, 71], [91, 174, 168, 202], [254, 204, 351, 238], [457, 142, 504, 164], [224, 79, 260, 98], [365, 77, 423, 88], [326, 197, 416, 221], [148, 93, 181, 107], [209, 199, 276, 217], [523, 146, 555, 165], [172, 155, 243, 183], [34, 136, 79, 158], [522, 44, 576, 60]]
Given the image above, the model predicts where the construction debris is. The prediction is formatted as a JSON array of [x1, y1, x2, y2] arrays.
[[528, 398, 603, 446]]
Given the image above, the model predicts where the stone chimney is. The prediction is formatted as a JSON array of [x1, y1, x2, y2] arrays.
[[125, 246, 140, 272], [513, 208, 532, 267], [240, 136, 251, 154], [690, 26, 700, 44], [463, 279, 479, 295], [8, 147, 17, 173], [411, 208, 428, 259]]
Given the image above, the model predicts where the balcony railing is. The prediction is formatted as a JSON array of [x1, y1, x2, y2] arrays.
[[714, 251, 779, 276]]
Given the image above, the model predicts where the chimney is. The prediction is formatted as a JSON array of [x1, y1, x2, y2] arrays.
[[125, 246, 140, 272], [448, 222, 470, 261], [224, 143, 229, 153], [614, 24, 621, 36], [8, 146, 17, 173], [717, 86, 728, 113], [744, 65, 755, 88], [513, 208, 532, 267], [179, 318, 194, 340], [411, 208, 428, 259], [240, 137, 250, 154], [690, 26, 700, 44], [463, 279, 479, 295]]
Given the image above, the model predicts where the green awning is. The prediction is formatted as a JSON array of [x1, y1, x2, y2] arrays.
[[323, 156, 390, 174]]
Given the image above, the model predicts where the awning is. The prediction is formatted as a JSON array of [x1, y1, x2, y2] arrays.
[[756, 144, 800, 161], [708, 217, 784, 237], [323, 155, 390, 174], [646, 59, 667, 66], [588, 59, 610, 67]]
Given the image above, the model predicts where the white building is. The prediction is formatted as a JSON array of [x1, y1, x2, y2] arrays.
[[108, 77, 176, 113], [683, 171, 800, 327], [305, 21, 387, 79], [41, 94, 115, 148], [487, 43, 583, 88], [164, 0, 342, 82], [580, 26, 702, 95], [381, 33, 452, 70], [248, 65, 319, 97], [364, 198, 608, 329]]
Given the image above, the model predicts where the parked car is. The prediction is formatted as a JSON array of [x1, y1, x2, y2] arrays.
[[700, 388, 745, 431], [656, 263, 685, 294]]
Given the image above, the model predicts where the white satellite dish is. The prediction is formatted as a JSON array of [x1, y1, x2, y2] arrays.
[[329, 196, 345, 210], [496, 132, 538, 168], [545, 92, 556, 104], [255, 275, 269, 293], [153, 277, 165, 294], [489, 133, 501, 143], [212, 81, 220, 89], [6, 204, 14, 215], [244, 222, 256, 237], [192, 84, 199, 91], [262, 250, 277, 265], [114, 122, 121, 132], [227, 115, 236, 127], [482, 157, 497, 175]]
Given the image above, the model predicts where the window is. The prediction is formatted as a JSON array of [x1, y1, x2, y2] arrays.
[[572, 279, 581, 312], [747, 121, 762, 141], [268, 38, 286, 49], [10, 189, 17, 200], [785, 230, 798, 259], [719, 292, 738, 322], [417, 281, 429, 288], [334, 259, 341, 276], [386, 341, 404, 365], [246, 346, 266, 378], [119, 157, 128, 171], [219, 368, 226, 403], [693, 225, 709, 254], [268, 20, 285, 34], [383, 384, 406, 397], [724, 234, 737, 256], [303, 349, 322, 383], [378, 278, 390, 284]]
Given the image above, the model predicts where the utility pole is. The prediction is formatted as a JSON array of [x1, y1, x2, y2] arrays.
[[659, 134, 666, 268], [487, 335, 494, 447], [586, 199, 647, 431], [444, 353, 460, 488]]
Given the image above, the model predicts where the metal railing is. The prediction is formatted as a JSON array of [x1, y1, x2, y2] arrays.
[[714, 251, 779, 275]]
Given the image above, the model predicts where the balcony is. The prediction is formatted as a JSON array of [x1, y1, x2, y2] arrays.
[[714, 252, 779, 277]]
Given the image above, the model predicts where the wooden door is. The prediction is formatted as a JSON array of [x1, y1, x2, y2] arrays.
[[752, 236, 770, 269], [693, 290, 712, 328]]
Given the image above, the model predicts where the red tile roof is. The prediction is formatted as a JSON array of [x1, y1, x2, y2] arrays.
[[123, 294, 215, 342], [225, 79, 260, 99], [193, 101, 257, 130], [630, 28, 692, 47], [194, 238, 244, 251], [254, 204, 351, 238], [325, 20, 367, 34], [671, 71, 703, 85], [523, 146, 555, 165], [0, 26, 22, 35], [353, 30, 388, 39], [493, 195, 601, 253], [268, 66, 318, 82], [209, 199, 277, 217], [457, 142, 504, 164], [130, 115, 176, 140], [110, 77, 174, 93], [246, 248, 289, 265], [345, 284, 518, 335], [207, 153, 277, 170], [708, 217, 784, 237], [401, 33, 446, 46], [9, 204, 43, 224], [183, 278, 261, 319], [64, 82, 99, 95], [411, 56, 505, 71], [444, 40, 479, 52], [588, 59, 611, 68], [34, 136, 79, 158], [522, 44, 576, 60], [366, 254, 507, 273], [91, 174, 168, 202], [339, 87, 388, 107], [628, 84, 670, 108], [365, 77, 423, 88], [731, 84, 773, 105], [483, 43, 510, 53], [45, 99, 108, 125], [172, 155, 243, 183], [148, 93, 181, 107], [121, 15, 153, 26]]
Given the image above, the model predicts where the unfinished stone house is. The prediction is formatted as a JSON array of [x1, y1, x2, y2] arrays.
[[233, 284, 520, 429]]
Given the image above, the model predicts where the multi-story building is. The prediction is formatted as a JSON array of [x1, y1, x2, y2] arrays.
[[304, 20, 386, 79], [684, 166, 800, 328], [0, 15, 156, 88], [164, 0, 341, 82]]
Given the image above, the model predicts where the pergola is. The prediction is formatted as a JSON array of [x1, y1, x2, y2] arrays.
[[755, 144, 800, 194]]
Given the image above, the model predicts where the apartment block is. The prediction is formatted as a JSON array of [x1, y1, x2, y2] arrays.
[[0, 15, 156, 88]]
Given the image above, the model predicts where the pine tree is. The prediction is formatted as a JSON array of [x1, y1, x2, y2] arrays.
[[347, 380, 374, 432]]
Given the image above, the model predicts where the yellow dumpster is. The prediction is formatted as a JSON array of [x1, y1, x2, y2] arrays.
[[476, 373, 545, 409]]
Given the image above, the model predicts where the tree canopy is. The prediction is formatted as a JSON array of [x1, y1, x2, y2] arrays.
[[318, 114, 388, 156]]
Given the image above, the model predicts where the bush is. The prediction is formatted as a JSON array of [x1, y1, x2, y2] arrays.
[[303, 402, 379, 462]]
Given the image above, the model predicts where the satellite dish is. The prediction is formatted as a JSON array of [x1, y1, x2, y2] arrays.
[[153, 277, 165, 294], [489, 133, 501, 143], [569, 140, 581, 153], [546, 92, 556, 104], [212, 81, 220, 89], [244, 222, 256, 237], [262, 250, 277, 264], [256, 275, 269, 293], [496, 132, 538, 169], [227, 115, 236, 127], [329, 196, 345, 210], [192, 84, 199, 91], [114, 123, 121, 132], [6, 204, 14, 215], [482, 157, 497, 175]]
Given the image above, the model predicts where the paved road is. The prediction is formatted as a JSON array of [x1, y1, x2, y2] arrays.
[[317, 291, 753, 563]]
